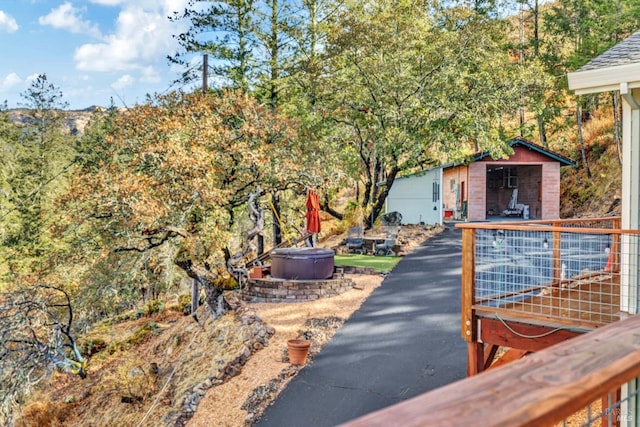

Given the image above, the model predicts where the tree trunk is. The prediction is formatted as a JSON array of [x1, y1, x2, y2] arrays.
[[191, 278, 200, 320], [361, 142, 374, 207], [365, 167, 399, 229], [320, 192, 344, 220], [175, 259, 228, 318], [372, 159, 382, 201], [362, 178, 372, 207], [308, 0, 318, 107], [269, 0, 279, 109], [257, 234, 264, 255], [272, 193, 282, 246], [533, 0, 540, 58], [518, 1, 525, 137], [576, 100, 591, 179], [537, 115, 547, 147], [612, 91, 622, 165]]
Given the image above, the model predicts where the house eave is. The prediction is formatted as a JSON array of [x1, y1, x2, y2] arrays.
[[568, 62, 640, 95]]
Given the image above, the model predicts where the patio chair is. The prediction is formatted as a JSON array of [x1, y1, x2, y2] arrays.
[[502, 188, 524, 217], [375, 227, 398, 256], [346, 226, 364, 254]]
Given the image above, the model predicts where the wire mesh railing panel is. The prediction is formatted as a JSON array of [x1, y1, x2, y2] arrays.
[[473, 224, 640, 327], [558, 383, 640, 426], [475, 229, 555, 305]]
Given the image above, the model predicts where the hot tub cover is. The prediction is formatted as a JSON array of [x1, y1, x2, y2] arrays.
[[270, 247, 334, 280]]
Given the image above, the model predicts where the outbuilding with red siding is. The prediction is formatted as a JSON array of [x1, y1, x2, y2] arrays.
[[386, 137, 574, 224]]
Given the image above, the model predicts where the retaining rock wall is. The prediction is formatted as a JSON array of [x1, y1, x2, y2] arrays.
[[241, 277, 355, 303]]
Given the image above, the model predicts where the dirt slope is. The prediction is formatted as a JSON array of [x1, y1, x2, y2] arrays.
[[19, 225, 441, 427]]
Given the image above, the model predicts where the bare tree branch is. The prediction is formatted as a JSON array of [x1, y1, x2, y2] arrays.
[[114, 226, 188, 253], [0, 285, 87, 423]]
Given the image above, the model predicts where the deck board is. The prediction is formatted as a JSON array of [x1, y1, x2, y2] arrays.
[[475, 272, 621, 328]]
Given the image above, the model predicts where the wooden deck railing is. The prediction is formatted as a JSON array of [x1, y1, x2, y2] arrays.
[[458, 217, 636, 334], [458, 217, 640, 376], [340, 217, 640, 426], [340, 314, 640, 427]]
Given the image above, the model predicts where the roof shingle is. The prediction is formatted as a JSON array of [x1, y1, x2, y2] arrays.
[[579, 30, 640, 72]]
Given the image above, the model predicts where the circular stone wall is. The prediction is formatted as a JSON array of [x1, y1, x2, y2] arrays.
[[241, 277, 354, 303]]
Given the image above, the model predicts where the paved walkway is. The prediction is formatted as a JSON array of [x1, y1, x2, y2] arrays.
[[256, 226, 466, 427]]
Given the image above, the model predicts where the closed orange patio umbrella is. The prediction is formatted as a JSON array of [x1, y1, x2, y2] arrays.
[[305, 189, 321, 236]]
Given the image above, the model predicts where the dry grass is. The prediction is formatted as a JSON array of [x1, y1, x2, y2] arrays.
[[559, 106, 622, 218], [20, 310, 261, 427], [17, 399, 69, 427]]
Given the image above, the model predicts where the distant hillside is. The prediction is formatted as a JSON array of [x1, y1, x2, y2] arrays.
[[9, 106, 103, 137]]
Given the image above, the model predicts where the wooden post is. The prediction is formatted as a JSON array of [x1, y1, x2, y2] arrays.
[[612, 218, 621, 273], [552, 221, 562, 285], [467, 342, 484, 376], [461, 228, 481, 376], [461, 228, 476, 342], [202, 54, 208, 93]]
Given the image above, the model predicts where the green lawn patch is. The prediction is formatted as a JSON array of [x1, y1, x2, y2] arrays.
[[334, 254, 401, 272]]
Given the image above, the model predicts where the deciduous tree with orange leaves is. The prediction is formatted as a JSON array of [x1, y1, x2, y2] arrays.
[[60, 90, 305, 317]]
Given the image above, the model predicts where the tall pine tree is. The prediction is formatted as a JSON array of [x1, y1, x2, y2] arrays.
[[5, 74, 76, 278]]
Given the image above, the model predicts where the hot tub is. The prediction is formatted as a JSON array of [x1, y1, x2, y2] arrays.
[[270, 247, 335, 280]]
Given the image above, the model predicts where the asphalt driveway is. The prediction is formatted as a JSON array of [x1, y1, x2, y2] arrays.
[[256, 225, 467, 427]]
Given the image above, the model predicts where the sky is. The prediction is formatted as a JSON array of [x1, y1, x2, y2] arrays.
[[0, 0, 198, 110]]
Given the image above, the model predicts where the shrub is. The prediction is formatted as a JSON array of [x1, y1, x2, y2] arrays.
[[16, 398, 68, 427], [144, 300, 164, 316]]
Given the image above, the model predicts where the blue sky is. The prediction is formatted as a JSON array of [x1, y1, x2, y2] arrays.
[[0, 0, 198, 110]]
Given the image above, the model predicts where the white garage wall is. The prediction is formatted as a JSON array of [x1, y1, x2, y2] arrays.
[[386, 169, 442, 225]]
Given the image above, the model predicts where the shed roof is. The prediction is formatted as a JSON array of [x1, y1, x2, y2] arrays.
[[390, 138, 574, 184], [376, 137, 575, 186], [568, 30, 640, 95], [471, 137, 575, 166]]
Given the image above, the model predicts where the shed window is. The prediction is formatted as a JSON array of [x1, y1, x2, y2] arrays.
[[503, 168, 518, 188]]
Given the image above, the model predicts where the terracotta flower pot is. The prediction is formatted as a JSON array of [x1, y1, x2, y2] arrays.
[[287, 339, 311, 365]]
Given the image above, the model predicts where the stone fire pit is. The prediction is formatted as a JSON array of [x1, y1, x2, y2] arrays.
[[242, 247, 354, 303]]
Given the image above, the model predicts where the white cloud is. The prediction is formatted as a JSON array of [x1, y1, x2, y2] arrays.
[[91, 0, 185, 8], [0, 73, 21, 91], [89, 0, 125, 5], [111, 74, 134, 91], [139, 66, 161, 83], [0, 11, 19, 33], [74, 1, 190, 74], [39, 1, 102, 38], [25, 74, 40, 86]]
